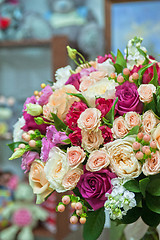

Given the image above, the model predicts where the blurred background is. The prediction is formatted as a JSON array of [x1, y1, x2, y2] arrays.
[[0, 0, 160, 239]]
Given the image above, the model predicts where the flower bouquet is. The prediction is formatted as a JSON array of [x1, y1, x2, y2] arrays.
[[9, 37, 160, 240]]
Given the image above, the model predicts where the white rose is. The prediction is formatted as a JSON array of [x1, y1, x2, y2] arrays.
[[105, 136, 142, 178], [13, 116, 25, 142], [44, 147, 69, 192], [97, 59, 115, 76]]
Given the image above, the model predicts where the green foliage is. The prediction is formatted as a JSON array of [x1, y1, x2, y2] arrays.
[[138, 63, 154, 86], [83, 207, 105, 240], [105, 97, 118, 124], [146, 193, 160, 214], [51, 113, 67, 132], [116, 49, 127, 68], [123, 179, 140, 193], [149, 65, 158, 87], [147, 178, 160, 196], [141, 201, 160, 227], [124, 125, 140, 138], [114, 63, 123, 74], [139, 177, 150, 197], [137, 48, 149, 65], [120, 207, 141, 224], [66, 92, 90, 107], [7, 142, 26, 152]]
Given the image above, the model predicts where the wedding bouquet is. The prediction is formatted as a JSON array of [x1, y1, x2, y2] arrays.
[[9, 37, 160, 240]]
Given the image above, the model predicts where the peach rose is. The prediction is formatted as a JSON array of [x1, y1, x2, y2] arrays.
[[138, 84, 156, 103], [67, 146, 86, 168], [79, 77, 95, 92], [48, 85, 79, 121], [86, 149, 110, 172], [125, 112, 141, 130], [89, 71, 106, 82], [152, 123, 160, 150], [81, 129, 104, 153], [105, 136, 142, 178], [77, 108, 101, 132], [43, 103, 55, 120], [44, 147, 69, 193], [142, 151, 160, 176], [62, 168, 83, 190], [29, 160, 52, 204], [112, 116, 129, 139], [142, 110, 157, 134]]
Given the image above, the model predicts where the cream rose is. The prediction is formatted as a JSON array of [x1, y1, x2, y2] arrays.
[[142, 151, 160, 176], [82, 129, 104, 153], [43, 103, 54, 120], [62, 168, 83, 190], [48, 85, 79, 121], [152, 123, 160, 150], [29, 160, 52, 204], [44, 147, 69, 193], [138, 84, 156, 103], [112, 116, 129, 138], [77, 108, 101, 132], [67, 146, 86, 168], [97, 59, 115, 76], [79, 77, 95, 92], [142, 110, 158, 134], [125, 112, 141, 130], [89, 71, 106, 82], [86, 149, 110, 172], [105, 136, 142, 178]]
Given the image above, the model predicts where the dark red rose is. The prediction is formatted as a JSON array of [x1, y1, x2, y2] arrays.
[[95, 98, 113, 118], [69, 129, 82, 146], [99, 126, 113, 144]]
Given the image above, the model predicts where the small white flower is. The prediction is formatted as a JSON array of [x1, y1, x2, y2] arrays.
[[13, 116, 25, 142], [53, 65, 72, 89]]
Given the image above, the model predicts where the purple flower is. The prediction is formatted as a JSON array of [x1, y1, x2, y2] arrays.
[[115, 81, 143, 116], [21, 151, 40, 173], [80, 67, 97, 77], [65, 73, 81, 90], [41, 125, 68, 162], [38, 85, 53, 106], [77, 167, 116, 211]]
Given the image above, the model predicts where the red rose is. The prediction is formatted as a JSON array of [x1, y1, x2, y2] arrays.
[[99, 126, 113, 144], [69, 129, 82, 146], [95, 98, 113, 118]]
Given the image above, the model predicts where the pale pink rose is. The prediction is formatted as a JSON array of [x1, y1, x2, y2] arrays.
[[43, 103, 54, 120], [48, 85, 79, 121], [79, 77, 95, 92], [89, 71, 106, 82], [142, 151, 160, 176], [86, 149, 110, 172], [82, 129, 104, 153], [77, 108, 101, 132], [138, 84, 156, 103], [106, 136, 142, 178], [125, 111, 141, 130], [67, 146, 86, 168], [142, 110, 158, 134], [112, 116, 129, 139], [29, 160, 52, 204], [62, 168, 83, 190], [152, 123, 160, 150]]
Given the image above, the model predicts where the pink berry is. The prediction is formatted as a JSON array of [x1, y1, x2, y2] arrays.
[[62, 196, 70, 205], [80, 217, 86, 224], [137, 132, 144, 140], [71, 202, 76, 209], [117, 75, 124, 83], [132, 72, 139, 80], [123, 68, 130, 76], [145, 149, 151, 155], [75, 202, 83, 210], [76, 209, 83, 216], [136, 151, 144, 160], [70, 216, 78, 224], [132, 142, 141, 151], [58, 204, 65, 212], [143, 134, 151, 142], [150, 141, 157, 149], [129, 76, 133, 82], [22, 133, 30, 142], [18, 144, 26, 149], [29, 140, 36, 148], [110, 73, 116, 79], [28, 130, 35, 135], [14, 148, 19, 152], [142, 146, 150, 154]]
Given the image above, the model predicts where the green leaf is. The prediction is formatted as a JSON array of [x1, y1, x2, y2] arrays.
[[124, 125, 140, 138], [124, 179, 140, 193], [139, 177, 150, 197], [138, 63, 154, 85], [83, 207, 105, 240], [66, 93, 90, 107], [61, 138, 71, 145], [51, 113, 67, 132], [9, 148, 26, 160], [111, 51, 116, 61], [137, 48, 149, 65], [120, 207, 141, 224], [116, 49, 127, 68], [7, 142, 25, 152], [149, 65, 158, 87], [141, 201, 160, 227], [105, 97, 118, 124], [144, 95, 157, 113], [114, 63, 123, 74], [147, 178, 160, 196], [146, 192, 160, 214]]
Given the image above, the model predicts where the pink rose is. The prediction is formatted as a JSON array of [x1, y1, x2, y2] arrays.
[[142, 151, 160, 176], [142, 110, 157, 134], [62, 168, 83, 190], [112, 116, 129, 139], [95, 98, 113, 118], [77, 108, 101, 132], [67, 146, 86, 168], [86, 149, 110, 172], [125, 112, 141, 130], [138, 84, 156, 103], [81, 129, 104, 153]]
